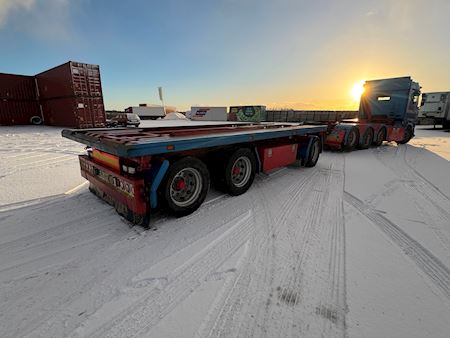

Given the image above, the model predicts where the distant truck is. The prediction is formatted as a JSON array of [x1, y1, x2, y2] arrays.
[[324, 76, 421, 150], [419, 92, 450, 129], [126, 104, 165, 120], [190, 106, 228, 121]]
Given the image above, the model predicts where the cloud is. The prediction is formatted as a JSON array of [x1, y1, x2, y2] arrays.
[[0, 0, 36, 26], [0, 0, 72, 40]]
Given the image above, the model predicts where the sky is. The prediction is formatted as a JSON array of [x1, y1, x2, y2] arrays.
[[1, 0, 450, 111]]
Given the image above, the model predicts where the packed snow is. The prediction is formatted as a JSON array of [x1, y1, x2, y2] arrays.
[[0, 125, 449, 338]]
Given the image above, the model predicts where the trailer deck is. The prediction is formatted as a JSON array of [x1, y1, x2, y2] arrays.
[[62, 122, 328, 157]]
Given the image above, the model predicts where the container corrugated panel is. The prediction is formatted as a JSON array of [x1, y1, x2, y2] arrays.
[[36, 61, 103, 99], [0, 100, 40, 125], [41, 96, 106, 128], [0, 73, 37, 101]]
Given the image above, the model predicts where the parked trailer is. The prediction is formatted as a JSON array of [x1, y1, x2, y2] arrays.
[[126, 105, 166, 120], [419, 92, 450, 129], [190, 106, 227, 121], [62, 122, 327, 226], [324, 77, 421, 150]]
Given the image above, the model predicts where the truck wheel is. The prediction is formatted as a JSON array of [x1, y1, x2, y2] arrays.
[[223, 148, 256, 196], [397, 126, 413, 144], [304, 137, 321, 167], [344, 128, 358, 151], [162, 157, 210, 217], [373, 128, 386, 147], [358, 127, 374, 149]]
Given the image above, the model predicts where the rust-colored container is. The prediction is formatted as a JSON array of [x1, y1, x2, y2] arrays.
[[40, 96, 106, 128], [0, 73, 37, 100], [0, 100, 41, 125], [36, 61, 103, 99]]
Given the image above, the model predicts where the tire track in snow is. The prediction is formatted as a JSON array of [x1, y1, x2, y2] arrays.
[[344, 191, 450, 300], [77, 211, 254, 338], [272, 154, 347, 338], [373, 146, 450, 252], [201, 155, 348, 338], [198, 168, 320, 338], [21, 177, 292, 338]]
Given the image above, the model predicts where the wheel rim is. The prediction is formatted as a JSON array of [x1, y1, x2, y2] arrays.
[[169, 167, 202, 207], [231, 156, 252, 188]]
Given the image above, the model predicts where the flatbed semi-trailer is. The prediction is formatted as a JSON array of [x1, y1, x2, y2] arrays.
[[63, 122, 327, 226]]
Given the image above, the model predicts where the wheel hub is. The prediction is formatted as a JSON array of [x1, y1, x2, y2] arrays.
[[231, 156, 252, 188], [174, 178, 186, 191], [169, 168, 202, 207]]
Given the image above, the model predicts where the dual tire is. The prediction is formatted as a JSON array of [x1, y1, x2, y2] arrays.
[[162, 149, 256, 216]]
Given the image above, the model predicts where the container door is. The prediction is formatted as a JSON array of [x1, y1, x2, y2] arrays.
[[71, 63, 90, 97], [86, 65, 102, 97]]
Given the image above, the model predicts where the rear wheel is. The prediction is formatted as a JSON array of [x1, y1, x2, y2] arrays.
[[358, 127, 374, 149], [344, 128, 358, 151], [304, 137, 321, 167], [222, 148, 256, 196], [373, 128, 386, 146], [397, 126, 413, 144], [162, 157, 210, 217]]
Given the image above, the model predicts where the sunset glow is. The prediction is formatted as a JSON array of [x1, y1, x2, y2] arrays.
[[351, 81, 365, 102]]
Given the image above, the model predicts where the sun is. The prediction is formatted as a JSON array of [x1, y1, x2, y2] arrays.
[[351, 80, 365, 101]]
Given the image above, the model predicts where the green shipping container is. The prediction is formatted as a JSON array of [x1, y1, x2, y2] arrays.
[[229, 105, 266, 122]]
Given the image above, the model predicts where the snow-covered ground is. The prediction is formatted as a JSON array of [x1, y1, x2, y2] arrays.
[[0, 125, 449, 338]]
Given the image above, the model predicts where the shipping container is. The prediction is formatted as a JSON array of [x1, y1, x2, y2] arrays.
[[189, 106, 227, 121], [36, 61, 103, 99], [0, 73, 37, 101], [0, 100, 41, 125], [40, 96, 106, 128]]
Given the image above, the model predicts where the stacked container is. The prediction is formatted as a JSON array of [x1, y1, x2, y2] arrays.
[[0, 73, 41, 125], [36, 62, 106, 128]]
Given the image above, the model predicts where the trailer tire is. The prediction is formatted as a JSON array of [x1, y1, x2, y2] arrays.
[[304, 137, 321, 167], [358, 127, 374, 149], [397, 125, 413, 144], [222, 148, 256, 196], [344, 128, 359, 151], [373, 127, 386, 147], [162, 157, 210, 217]]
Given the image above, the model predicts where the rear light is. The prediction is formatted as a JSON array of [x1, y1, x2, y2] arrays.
[[122, 165, 136, 174]]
